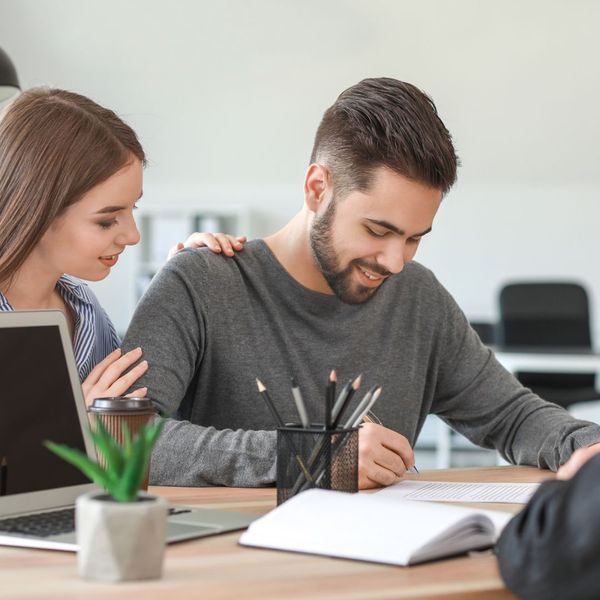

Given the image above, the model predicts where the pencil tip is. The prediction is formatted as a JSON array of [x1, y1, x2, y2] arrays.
[[256, 378, 266, 392], [291, 376, 298, 387], [372, 386, 382, 399], [352, 374, 363, 389], [330, 369, 337, 381]]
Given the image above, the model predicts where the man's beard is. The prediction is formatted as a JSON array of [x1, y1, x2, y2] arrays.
[[309, 199, 390, 305]]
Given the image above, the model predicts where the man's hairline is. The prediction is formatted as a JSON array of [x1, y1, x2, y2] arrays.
[[314, 159, 449, 202]]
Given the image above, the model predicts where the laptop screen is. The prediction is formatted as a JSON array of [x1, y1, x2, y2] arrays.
[[0, 325, 89, 496]]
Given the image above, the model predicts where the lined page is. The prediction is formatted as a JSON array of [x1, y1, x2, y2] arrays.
[[376, 480, 540, 504]]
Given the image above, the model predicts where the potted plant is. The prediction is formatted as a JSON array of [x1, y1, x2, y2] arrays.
[[45, 418, 167, 582]]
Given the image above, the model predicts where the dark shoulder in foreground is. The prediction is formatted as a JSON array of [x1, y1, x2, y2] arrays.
[[497, 454, 600, 600]]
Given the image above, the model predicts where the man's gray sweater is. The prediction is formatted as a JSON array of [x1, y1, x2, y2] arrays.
[[123, 240, 600, 486]]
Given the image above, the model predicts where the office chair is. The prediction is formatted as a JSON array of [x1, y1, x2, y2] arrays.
[[469, 321, 495, 345], [497, 282, 600, 408]]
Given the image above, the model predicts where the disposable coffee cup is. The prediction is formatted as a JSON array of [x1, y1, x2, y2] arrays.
[[87, 397, 156, 490]]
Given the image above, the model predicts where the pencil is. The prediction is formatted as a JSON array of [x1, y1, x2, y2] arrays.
[[325, 370, 336, 430], [257, 379, 314, 484], [331, 378, 352, 421], [343, 385, 377, 428], [0, 456, 6, 497], [308, 388, 384, 489], [350, 386, 382, 427], [256, 378, 285, 427], [332, 374, 362, 427]]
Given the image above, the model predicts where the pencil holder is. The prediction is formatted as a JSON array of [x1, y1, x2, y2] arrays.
[[276, 425, 358, 505]]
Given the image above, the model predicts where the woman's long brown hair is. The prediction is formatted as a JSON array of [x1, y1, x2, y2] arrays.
[[0, 87, 145, 288]]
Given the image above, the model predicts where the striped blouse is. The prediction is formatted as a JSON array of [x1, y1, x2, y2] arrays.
[[0, 275, 120, 381]]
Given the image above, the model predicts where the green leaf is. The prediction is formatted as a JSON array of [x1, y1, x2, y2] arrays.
[[89, 418, 125, 477], [122, 421, 132, 462], [45, 416, 165, 503], [44, 441, 112, 490], [114, 432, 147, 502]]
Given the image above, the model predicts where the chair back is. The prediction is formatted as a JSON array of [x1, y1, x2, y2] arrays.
[[497, 282, 594, 394], [469, 321, 495, 345], [498, 282, 591, 348]]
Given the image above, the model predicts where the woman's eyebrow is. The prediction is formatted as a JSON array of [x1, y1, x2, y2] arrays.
[[94, 205, 125, 214]]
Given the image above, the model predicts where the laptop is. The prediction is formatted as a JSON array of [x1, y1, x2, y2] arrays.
[[0, 310, 257, 551]]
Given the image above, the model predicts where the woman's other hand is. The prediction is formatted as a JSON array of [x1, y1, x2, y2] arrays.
[[167, 232, 247, 260]]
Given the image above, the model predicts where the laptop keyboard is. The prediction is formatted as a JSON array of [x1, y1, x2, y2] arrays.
[[0, 506, 192, 538], [0, 508, 75, 538]]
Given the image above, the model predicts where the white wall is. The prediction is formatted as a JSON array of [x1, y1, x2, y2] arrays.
[[1, 0, 599, 335]]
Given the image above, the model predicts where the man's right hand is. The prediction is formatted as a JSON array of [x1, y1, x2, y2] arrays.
[[358, 422, 415, 489], [82, 347, 149, 408]]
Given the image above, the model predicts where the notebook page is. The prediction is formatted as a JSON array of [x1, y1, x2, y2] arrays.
[[239, 489, 506, 566], [377, 481, 539, 504]]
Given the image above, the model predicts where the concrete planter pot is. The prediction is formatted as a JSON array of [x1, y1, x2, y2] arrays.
[[76, 491, 167, 582]]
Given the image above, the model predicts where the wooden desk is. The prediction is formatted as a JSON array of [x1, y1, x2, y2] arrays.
[[1, 466, 553, 600]]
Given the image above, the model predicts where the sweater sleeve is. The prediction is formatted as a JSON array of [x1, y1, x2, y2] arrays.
[[496, 454, 600, 600], [430, 282, 600, 470], [122, 251, 276, 487]]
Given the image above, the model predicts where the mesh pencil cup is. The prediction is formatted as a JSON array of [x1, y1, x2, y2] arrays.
[[276, 425, 358, 505]]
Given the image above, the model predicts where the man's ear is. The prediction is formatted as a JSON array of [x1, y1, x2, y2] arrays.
[[304, 164, 330, 213]]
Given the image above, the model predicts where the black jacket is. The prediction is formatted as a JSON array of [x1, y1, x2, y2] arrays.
[[496, 454, 600, 600]]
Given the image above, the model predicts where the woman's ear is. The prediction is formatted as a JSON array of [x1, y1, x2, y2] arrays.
[[303, 164, 330, 213]]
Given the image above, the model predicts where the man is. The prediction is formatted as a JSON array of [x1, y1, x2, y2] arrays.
[[496, 444, 600, 600], [123, 77, 600, 487]]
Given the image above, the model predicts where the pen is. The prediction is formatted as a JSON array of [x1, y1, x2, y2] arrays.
[[362, 407, 419, 474], [291, 377, 310, 428]]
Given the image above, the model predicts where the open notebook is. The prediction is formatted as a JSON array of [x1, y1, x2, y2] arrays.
[[239, 489, 513, 566]]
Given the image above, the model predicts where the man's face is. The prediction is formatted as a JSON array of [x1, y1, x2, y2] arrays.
[[309, 167, 442, 304]]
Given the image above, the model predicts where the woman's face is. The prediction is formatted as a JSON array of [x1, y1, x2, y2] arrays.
[[37, 158, 143, 281]]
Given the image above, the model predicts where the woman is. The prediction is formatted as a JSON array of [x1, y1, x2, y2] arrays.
[[0, 87, 244, 404]]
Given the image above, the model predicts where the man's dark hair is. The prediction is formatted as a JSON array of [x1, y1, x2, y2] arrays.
[[310, 78, 458, 197]]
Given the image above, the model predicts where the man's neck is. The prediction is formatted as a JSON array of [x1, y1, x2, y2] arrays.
[[264, 209, 333, 295]]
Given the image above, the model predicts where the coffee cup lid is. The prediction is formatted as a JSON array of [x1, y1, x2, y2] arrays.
[[87, 397, 155, 414]]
